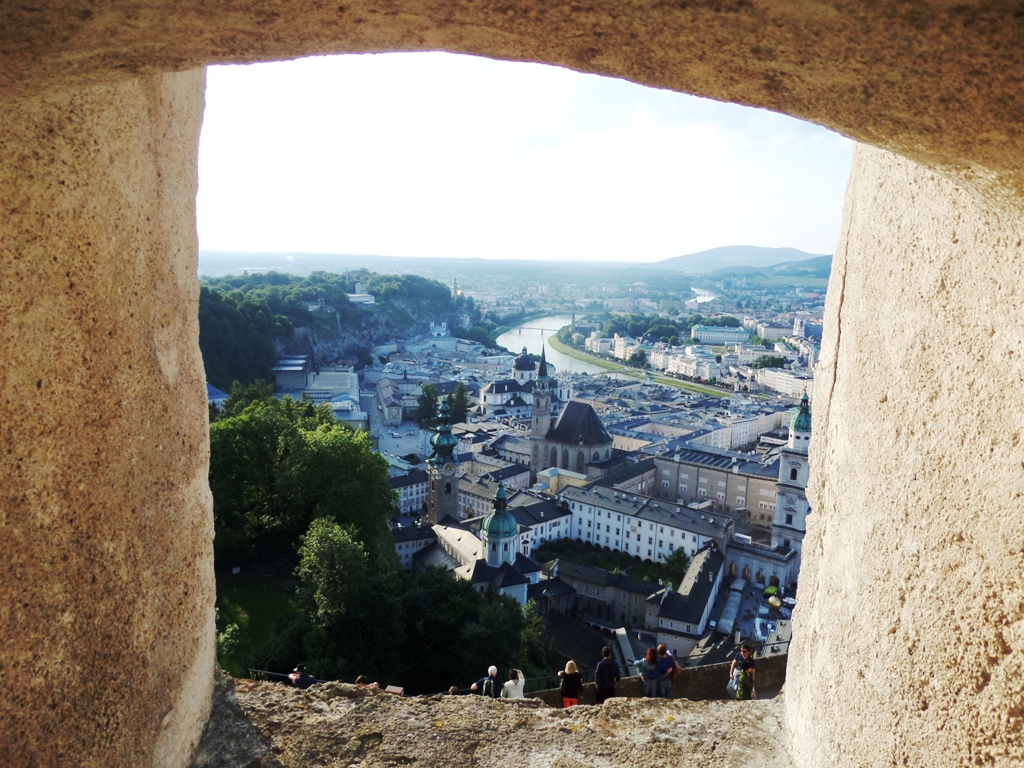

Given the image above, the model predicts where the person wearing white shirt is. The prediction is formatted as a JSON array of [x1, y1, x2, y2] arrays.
[[500, 668, 526, 699]]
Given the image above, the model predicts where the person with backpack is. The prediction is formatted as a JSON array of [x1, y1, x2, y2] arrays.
[[558, 660, 584, 708], [471, 665, 501, 698], [594, 646, 620, 704], [729, 644, 757, 700]]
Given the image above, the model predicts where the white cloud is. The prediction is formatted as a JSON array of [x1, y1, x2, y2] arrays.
[[198, 52, 852, 260]]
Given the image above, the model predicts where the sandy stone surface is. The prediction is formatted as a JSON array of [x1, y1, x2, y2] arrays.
[[192, 675, 793, 768], [788, 145, 1024, 768], [0, 70, 215, 768]]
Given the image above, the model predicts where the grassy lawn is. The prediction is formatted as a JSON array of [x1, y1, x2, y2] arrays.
[[216, 574, 295, 677]]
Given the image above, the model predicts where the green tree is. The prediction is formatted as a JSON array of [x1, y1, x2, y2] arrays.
[[447, 382, 470, 424], [417, 383, 440, 427], [628, 349, 647, 367], [662, 548, 692, 587], [278, 423, 397, 561], [219, 380, 275, 419], [752, 355, 786, 369], [296, 519, 371, 629], [703, 315, 741, 327], [292, 518, 405, 681], [208, 392, 396, 566], [209, 397, 300, 564]]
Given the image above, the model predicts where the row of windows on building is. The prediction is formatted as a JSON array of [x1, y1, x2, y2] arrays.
[[585, 519, 700, 544]]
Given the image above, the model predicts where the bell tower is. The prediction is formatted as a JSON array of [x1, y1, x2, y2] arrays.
[[772, 392, 812, 571], [531, 346, 553, 468], [481, 482, 519, 567], [428, 401, 460, 524]]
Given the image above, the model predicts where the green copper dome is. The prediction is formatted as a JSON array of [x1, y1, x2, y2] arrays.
[[791, 392, 812, 433], [483, 482, 518, 538], [428, 401, 459, 466]]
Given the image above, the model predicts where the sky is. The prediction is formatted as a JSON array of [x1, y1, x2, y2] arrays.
[[198, 52, 853, 263]]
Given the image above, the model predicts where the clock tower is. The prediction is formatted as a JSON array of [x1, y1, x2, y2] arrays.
[[428, 401, 461, 524]]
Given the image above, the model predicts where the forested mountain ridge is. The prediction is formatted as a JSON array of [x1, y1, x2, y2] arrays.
[[708, 253, 833, 278], [199, 270, 479, 389], [655, 245, 827, 273]]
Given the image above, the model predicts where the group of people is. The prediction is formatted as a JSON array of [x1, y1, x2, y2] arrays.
[[470, 665, 526, 699], [291, 643, 757, 702], [728, 643, 757, 700], [558, 646, 622, 707], [287, 665, 381, 691], [634, 643, 680, 699]]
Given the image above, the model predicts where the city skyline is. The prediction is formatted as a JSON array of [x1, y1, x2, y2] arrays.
[[198, 52, 853, 262]]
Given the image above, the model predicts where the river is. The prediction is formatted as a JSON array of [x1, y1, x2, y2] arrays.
[[496, 315, 607, 376]]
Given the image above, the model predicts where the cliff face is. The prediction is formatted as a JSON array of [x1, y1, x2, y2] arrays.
[[191, 674, 792, 768]]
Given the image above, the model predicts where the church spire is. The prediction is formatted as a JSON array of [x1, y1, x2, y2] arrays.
[[538, 345, 549, 380], [428, 401, 459, 466]]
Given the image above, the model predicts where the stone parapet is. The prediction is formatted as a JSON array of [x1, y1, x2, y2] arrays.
[[531, 655, 788, 707]]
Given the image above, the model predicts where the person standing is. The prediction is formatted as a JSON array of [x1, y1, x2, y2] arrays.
[[654, 643, 676, 699], [594, 646, 620, 704], [471, 665, 501, 698], [635, 647, 658, 698], [730, 644, 757, 700], [501, 668, 526, 699], [558, 660, 583, 708]]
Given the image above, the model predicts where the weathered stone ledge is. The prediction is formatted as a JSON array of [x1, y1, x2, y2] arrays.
[[191, 672, 793, 768]]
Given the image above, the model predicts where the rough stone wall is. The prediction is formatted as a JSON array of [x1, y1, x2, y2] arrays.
[[192, 674, 794, 768], [3, 2, 1024, 191], [3, 3, 1024, 768], [788, 145, 1024, 767], [0, 70, 215, 768]]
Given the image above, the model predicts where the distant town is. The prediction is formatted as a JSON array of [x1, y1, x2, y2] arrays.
[[206, 247, 823, 681]]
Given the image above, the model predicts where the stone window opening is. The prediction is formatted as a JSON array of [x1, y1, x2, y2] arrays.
[[9, 12, 1024, 768]]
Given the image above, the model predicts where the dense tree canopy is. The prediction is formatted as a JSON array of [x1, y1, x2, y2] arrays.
[[199, 287, 285, 390], [209, 390, 396, 566], [627, 349, 648, 367], [199, 270, 474, 389], [286, 518, 405, 681], [751, 355, 787, 369], [417, 383, 440, 427]]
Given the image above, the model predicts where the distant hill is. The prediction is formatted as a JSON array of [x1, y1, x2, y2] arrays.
[[710, 254, 833, 279], [654, 245, 828, 273]]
